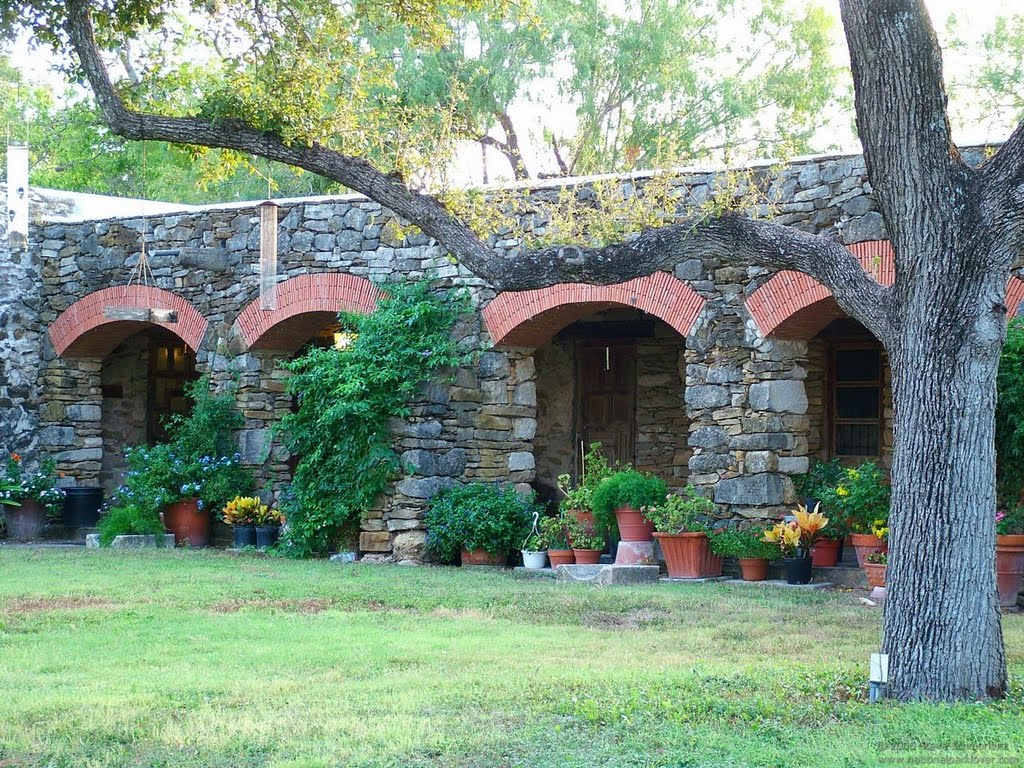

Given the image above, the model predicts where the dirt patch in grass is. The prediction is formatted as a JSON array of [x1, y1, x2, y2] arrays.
[[583, 609, 672, 630], [1, 596, 121, 614], [211, 598, 336, 614]]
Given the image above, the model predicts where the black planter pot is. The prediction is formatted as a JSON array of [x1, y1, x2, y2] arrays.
[[783, 555, 813, 585], [63, 487, 104, 528], [255, 525, 279, 549], [233, 525, 256, 548]]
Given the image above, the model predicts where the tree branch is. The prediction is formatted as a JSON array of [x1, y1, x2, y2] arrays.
[[63, 0, 494, 272], [63, 0, 892, 343]]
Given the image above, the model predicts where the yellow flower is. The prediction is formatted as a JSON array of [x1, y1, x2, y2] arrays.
[[782, 525, 802, 549], [836, 486, 850, 497], [794, 503, 828, 537]]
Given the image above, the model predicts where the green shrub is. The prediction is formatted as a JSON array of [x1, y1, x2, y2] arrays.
[[643, 486, 716, 533], [709, 527, 780, 560], [97, 503, 166, 546], [815, 462, 889, 535], [279, 279, 470, 557], [538, 515, 570, 550], [591, 469, 667, 534], [424, 482, 540, 563], [997, 318, 1024, 509], [556, 442, 618, 513], [793, 458, 845, 506]]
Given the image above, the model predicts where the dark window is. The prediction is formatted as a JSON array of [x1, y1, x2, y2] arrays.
[[149, 337, 198, 443], [831, 346, 882, 457]]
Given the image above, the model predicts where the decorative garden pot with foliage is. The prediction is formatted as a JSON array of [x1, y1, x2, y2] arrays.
[[255, 525, 279, 549], [572, 548, 602, 565], [461, 548, 507, 566], [233, 524, 256, 548], [738, 557, 769, 582], [995, 534, 1024, 607], [521, 550, 548, 569], [565, 508, 595, 531], [654, 532, 722, 579], [614, 506, 655, 542], [849, 533, 886, 567], [810, 538, 841, 567], [547, 549, 575, 567], [864, 561, 887, 588], [783, 555, 813, 585], [4, 499, 47, 541], [163, 498, 208, 547]]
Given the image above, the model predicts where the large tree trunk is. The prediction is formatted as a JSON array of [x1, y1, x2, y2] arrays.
[[882, 229, 1010, 699]]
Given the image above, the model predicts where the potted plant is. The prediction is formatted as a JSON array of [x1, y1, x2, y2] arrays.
[[763, 504, 829, 584], [424, 482, 539, 566], [591, 469, 667, 542], [556, 442, 616, 536], [818, 462, 890, 566], [0, 454, 66, 541], [252, 501, 284, 549], [644, 486, 720, 578], [96, 501, 167, 547], [565, 516, 605, 564], [521, 529, 548, 570], [222, 495, 259, 548], [995, 507, 1024, 607], [709, 527, 781, 581], [540, 515, 574, 567], [864, 551, 888, 588]]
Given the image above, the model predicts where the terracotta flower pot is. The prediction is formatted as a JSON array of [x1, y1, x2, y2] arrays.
[[849, 532, 886, 567], [738, 557, 769, 581], [863, 561, 887, 588], [547, 549, 575, 567], [461, 547, 506, 566], [3, 499, 47, 541], [572, 548, 602, 565], [615, 506, 654, 542], [654, 532, 722, 579], [810, 538, 841, 567], [995, 534, 1024, 608], [163, 498, 209, 547]]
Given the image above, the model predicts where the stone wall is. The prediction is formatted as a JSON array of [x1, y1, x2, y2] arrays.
[[3, 146, 954, 555], [634, 333, 689, 485], [99, 335, 150, 494]]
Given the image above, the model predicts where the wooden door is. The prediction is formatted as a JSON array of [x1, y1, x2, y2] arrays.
[[577, 344, 636, 467]]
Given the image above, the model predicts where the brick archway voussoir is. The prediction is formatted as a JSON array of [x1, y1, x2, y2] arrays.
[[49, 285, 209, 358], [483, 272, 705, 347], [234, 272, 382, 353]]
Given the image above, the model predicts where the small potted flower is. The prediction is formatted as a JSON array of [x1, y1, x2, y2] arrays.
[[763, 504, 829, 584], [0, 454, 66, 541], [818, 463, 889, 566], [864, 551, 887, 588], [222, 496, 261, 548], [709, 527, 781, 581], [995, 507, 1024, 607], [521, 529, 548, 570], [541, 515, 575, 567], [591, 469, 666, 542], [424, 482, 539, 566], [644, 486, 720, 578], [565, 516, 605, 564], [252, 501, 284, 549], [556, 443, 616, 537]]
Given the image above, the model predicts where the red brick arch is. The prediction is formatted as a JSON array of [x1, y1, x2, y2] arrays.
[[234, 272, 382, 353], [49, 285, 208, 358], [483, 272, 705, 347], [746, 240, 1024, 339]]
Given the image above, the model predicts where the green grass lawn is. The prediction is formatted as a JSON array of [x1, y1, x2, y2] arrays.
[[0, 549, 1021, 767]]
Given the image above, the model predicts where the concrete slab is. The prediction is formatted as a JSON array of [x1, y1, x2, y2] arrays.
[[512, 566, 556, 579], [555, 564, 661, 586], [662, 575, 731, 584], [85, 533, 176, 548], [720, 578, 834, 589]]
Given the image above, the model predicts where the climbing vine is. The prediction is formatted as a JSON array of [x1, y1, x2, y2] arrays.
[[277, 279, 471, 557]]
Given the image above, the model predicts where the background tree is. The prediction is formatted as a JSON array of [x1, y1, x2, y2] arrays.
[[3, 0, 1023, 702]]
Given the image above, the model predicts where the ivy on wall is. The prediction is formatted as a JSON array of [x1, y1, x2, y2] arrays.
[[277, 279, 471, 557]]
